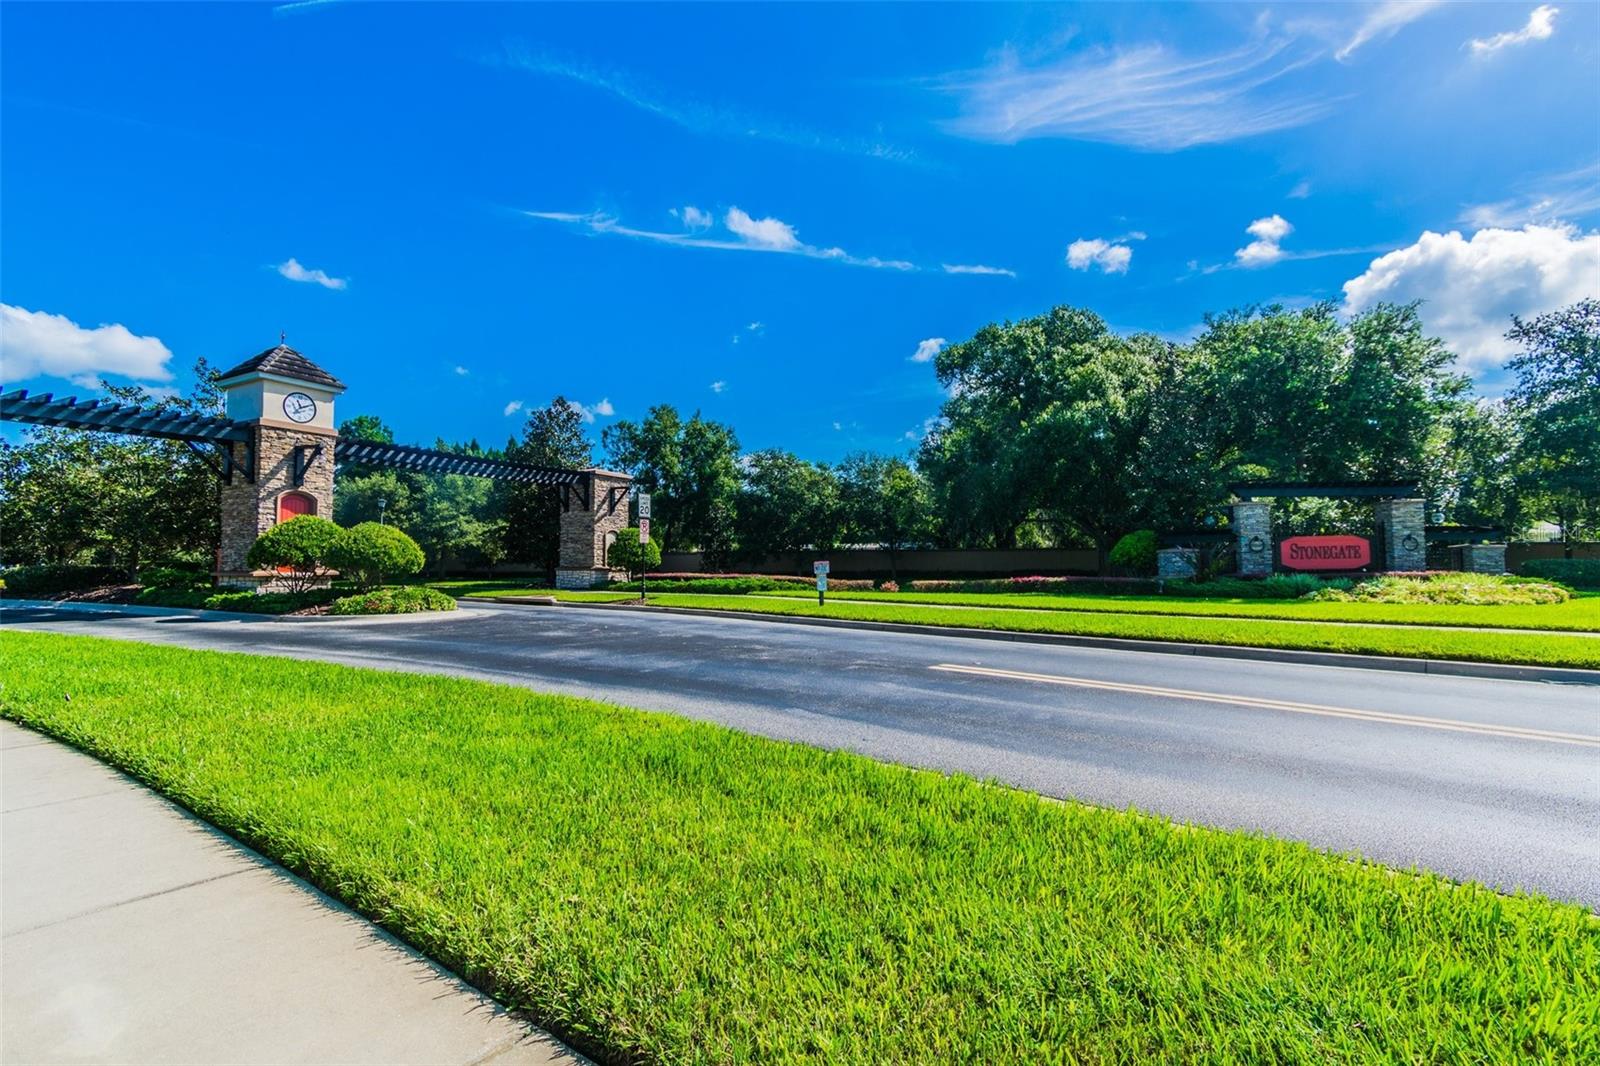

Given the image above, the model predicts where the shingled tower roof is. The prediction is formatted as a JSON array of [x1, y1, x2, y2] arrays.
[[216, 344, 345, 390]]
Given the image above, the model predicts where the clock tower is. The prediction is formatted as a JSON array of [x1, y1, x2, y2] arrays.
[[214, 344, 345, 590]]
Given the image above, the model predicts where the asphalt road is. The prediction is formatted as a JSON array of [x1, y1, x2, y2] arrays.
[[6, 600, 1598, 907]]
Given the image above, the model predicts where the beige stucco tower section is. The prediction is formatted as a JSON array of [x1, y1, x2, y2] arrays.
[[214, 345, 345, 590], [555, 468, 632, 588]]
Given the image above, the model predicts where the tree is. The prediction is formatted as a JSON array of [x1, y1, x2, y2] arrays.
[[604, 406, 739, 552], [608, 528, 662, 580], [838, 454, 930, 581], [924, 307, 1190, 569], [735, 450, 842, 563], [327, 522, 425, 590], [1506, 299, 1600, 544], [0, 360, 223, 573], [497, 397, 593, 574], [246, 515, 341, 592]]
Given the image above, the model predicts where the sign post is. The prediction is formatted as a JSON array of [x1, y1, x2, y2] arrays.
[[637, 493, 652, 603], [813, 560, 829, 606]]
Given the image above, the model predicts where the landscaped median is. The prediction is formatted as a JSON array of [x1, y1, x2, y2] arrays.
[[3, 631, 1595, 1063], [474, 589, 1600, 670]]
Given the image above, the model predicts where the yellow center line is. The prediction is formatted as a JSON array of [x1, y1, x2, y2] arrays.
[[928, 663, 1600, 748]]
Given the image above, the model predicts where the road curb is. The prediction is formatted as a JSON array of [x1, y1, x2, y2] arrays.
[[475, 596, 1600, 686], [1, 598, 469, 625]]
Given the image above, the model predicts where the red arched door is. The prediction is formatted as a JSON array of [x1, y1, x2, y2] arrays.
[[278, 491, 315, 523]]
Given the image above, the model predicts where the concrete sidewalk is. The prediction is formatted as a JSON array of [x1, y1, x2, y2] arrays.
[[1, 721, 580, 1065]]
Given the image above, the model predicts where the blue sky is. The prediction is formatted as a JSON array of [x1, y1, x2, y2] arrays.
[[3, 1, 1597, 461]]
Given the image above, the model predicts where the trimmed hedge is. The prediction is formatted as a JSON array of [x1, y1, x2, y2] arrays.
[[134, 587, 341, 614], [2, 564, 127, 597], [1521, 558, 1600, 589], [616, 575, 875, 594], [909, 576, 1162, 595], [329, 586, 457, 615], [1310, 573, 1570, 606]]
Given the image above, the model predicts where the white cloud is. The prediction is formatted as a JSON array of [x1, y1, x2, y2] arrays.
[[671, 205, 713, 231], [276, 257, 348, 290], [942, 262, 1018, 278], [1067, 237, 1134, 274], [944, 24, 1331, 151], [1, 304, 174, 384], [525, 207, 915, 271], [1341, 223, 1600, 370], [832, 421, 842, 431], [724, 207, 801, 251], [709, 380, 726, 393], [1337, 1, 1444, 61], [594, 398, 614, 417], [503, 400, 524, 417], [904, 415, 944, 441], [747, 321, 763, 332], [1470, 5, 1558, 55], [453, 365, 469, 376], [1289, 180, 1312, 199], [910, 337, 947, 363], [1235, 214, 1295, 266], [562, 398, 616, 423]]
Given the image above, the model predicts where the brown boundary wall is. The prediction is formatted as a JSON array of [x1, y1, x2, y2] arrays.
[[657, 548, 1100, 579], [1507, 542, 1600, 571]]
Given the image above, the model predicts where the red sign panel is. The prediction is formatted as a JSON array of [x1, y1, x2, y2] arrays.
[[1279, 535, 1371, 571]]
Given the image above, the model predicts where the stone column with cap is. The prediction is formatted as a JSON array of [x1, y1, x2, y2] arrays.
[[555, 468, 633, 588], [1231, 499, 1273, 577], [1374, 498, 1426, 572], [214, 344, 345, 591]]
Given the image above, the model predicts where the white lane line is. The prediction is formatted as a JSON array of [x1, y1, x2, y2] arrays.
[[929, 663, 1600, 748]]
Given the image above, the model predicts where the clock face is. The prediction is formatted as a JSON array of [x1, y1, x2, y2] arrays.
[[282, 392, 318, 424]]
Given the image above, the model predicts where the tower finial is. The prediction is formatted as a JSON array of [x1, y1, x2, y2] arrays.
[[280, 330, 287, 346]]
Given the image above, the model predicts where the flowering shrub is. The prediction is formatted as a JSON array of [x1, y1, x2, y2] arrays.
[[878, 580, 900, 593], [616, 572, 874, 593]]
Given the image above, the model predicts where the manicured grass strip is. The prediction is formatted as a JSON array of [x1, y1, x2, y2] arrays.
[[630, 594, 1600, 669], [4, 632, 1596, 1064], [755, 587, 1600, 633]]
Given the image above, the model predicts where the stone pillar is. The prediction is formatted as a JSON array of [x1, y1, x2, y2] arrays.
[[555, 469, 633, 589], [218, 424, 337, 590], [1156, 547, 1198, 580], [1231, 500, 1272, 577], [1374, 498, 1426, 572], [1451, 543, 1507, 574]]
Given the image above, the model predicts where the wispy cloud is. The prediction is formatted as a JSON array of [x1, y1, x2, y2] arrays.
[[1470, 4, 1559, 56], [453, 365, 470, 376], [942, 21, 1332, 151], [276, 257, 347, 290], [1336, 1, 1444, 61], [503, 400, 524, 417], [488, 42, 916, 164], [1460, 161, 1600, 228], [910, 337, 947, 363], [942, 262, 1017, 278], [524, 206, 917, 271], [1288, 180, 1312, 199], [709, 380, 727, 394]]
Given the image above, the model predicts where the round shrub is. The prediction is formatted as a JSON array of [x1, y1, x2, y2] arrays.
[[608, 529, 663, 580], [246, 515, 341, 593], [327, 522, 425, 590], [1109, 530, 1158, 576]]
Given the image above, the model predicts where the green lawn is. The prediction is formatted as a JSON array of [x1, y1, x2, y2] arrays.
[[3, 632, 1594, 1063], [753, 587, 1600, 632], [479, 590, 1600, 669]]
